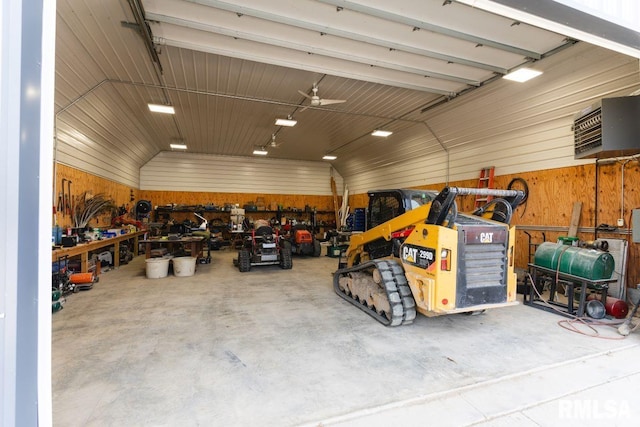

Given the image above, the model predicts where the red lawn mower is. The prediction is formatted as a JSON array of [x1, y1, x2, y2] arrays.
[[235, 225, 293, 272], [284, 224, 321, 257]]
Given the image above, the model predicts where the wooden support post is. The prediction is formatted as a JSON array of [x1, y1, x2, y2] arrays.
[[330, 176, 340, 227]]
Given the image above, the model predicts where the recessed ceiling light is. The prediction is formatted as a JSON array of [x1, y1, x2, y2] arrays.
[[148, 103, 175, 114], [275, 118, 297, 127], [371, 129, 393, 137], [322, 155, 337, 160], [170, 143, 187, 150], [253, 149, 268, 156], [503, 68, 543, 83]]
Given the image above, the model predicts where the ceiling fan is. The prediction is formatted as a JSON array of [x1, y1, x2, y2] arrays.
[[268, 133, 284, 148], [255, 134, 283, 154], [298, 84, 347, 111]]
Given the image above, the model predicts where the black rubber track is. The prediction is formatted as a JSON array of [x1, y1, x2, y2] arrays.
[[333, 259, 416, 327]]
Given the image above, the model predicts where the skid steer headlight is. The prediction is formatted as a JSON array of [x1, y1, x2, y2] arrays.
[[440, 249, 451, 271]]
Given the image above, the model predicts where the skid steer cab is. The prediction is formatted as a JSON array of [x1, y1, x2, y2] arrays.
[[234, 225, 293, 272], [334, 186, 526, 326]]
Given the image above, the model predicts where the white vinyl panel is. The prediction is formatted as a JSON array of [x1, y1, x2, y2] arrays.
[[345, 152, 449, 194], [55, 126, 141, 187], [140, 152, 343, 195], [429, 46, 639, 141], [58, 101, 152, 166], [336, 125, 446, 176], [54, 84, 167, 188], [339, 45, 640, 193], [55, 2, 108, 109]]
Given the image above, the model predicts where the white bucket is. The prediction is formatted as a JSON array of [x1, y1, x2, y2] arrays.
[[173, 256, 197, 277], [145, 258, 170, 279]]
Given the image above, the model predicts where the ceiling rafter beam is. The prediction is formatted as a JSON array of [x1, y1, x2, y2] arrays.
[[177, 0, 507, 73], [146, 12, 483, 87], [317, 0, 542, 59], [151, 24, 461, 95], [156, 37, 456, 96]]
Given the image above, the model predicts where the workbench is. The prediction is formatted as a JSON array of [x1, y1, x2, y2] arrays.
[[52, 230, 146, 273], [140, 236, 205, 260]]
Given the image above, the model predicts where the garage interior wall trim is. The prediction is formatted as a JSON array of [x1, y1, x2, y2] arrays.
[[140, 151, 344, 195]]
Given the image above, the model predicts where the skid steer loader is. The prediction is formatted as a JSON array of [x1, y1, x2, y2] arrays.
[[334, 186, 526, 326]]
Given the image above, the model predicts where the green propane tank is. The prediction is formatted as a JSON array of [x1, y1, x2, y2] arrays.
[[534, 242, 615, 280]]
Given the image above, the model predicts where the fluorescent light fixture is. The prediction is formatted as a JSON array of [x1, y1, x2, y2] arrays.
[[275, 118, 297, 127], [148, 103, 175, 114], [170, 143, 187, 150], [322, 155, 337, 160], [503, 68, 543, 82], [371, 129, 393, 137], [253, 149, 268, 156]]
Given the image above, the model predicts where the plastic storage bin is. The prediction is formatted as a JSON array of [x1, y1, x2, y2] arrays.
[[145, 258, 170, 279], [173, 256, 197, 277]]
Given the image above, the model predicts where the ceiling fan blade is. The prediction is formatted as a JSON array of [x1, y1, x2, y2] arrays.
[[319, 99, 347, 106], [298, 90, 313, 100], [299, 104, 310, 112]]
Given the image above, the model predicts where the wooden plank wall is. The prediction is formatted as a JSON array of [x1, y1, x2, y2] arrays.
[[348, 162, 640, 287], [55, 161, 640, 287], [54, 164, 138, 229], [137, 190, 339, 225], [137, 191, 336, 211], [54, 164, 341, 228]]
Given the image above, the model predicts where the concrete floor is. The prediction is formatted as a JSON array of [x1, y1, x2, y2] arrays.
[[52, 250, 640, 426]]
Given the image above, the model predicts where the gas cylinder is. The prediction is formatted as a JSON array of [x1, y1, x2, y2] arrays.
[[534, 242, 614, 280], [587, 294, 629, 319], [69, 272, 94, 284]]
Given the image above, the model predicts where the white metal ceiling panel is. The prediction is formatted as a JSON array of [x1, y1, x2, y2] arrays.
[[151, 22, 467, 94], [54, 0, 604, 190], [146, 4, 491, 85], [321, 0, 569, 54]]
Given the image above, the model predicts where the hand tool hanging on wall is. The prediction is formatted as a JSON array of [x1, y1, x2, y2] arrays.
[[67, 180, 73, 217], [57, 189, 63, 216], [61, 178, 67, 217]]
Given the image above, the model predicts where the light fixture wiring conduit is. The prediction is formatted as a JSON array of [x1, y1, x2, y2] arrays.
[[422, 121, 449, 185]]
